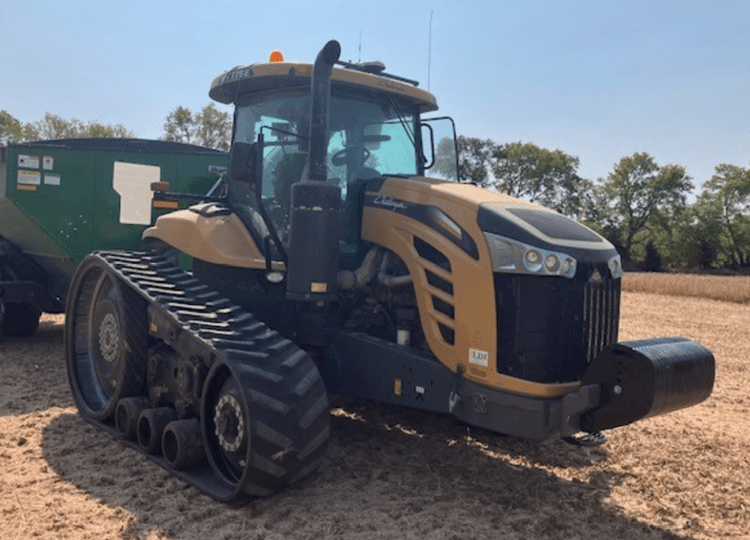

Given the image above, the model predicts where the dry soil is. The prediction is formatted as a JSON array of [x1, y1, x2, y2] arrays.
[[0, 291, 748, 539]]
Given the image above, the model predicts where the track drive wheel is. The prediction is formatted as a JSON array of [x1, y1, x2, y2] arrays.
[[202, 345, 330, 501], [65, 255, 147, 421]]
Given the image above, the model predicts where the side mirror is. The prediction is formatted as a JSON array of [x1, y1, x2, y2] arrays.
[[228, 141, 255, 184], [421, 123, 435, 169]]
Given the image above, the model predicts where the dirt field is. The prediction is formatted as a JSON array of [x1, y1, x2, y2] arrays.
[[1, 290, 748, 539]]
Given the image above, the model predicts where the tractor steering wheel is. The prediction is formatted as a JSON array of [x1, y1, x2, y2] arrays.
[[331, 147, 370, 167]]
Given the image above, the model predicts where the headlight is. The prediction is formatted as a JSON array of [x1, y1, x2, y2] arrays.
[[523, 250, 542, 272], [484, 232, 578, 279], [608, 254, 623, 279], [544, 254, 559, 272]]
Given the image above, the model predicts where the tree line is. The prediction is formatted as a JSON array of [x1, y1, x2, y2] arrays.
[[2, 108, 746, 271], [453, 137, 748, 271], [0, 104, 231, 151]]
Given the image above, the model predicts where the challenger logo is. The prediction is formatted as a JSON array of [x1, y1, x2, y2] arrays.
[[372, 195, 410, 211], [364, 194, 480, 261]]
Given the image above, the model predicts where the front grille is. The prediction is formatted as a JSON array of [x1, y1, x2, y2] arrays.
[[583, 278, 620, 365], [494, 269, 620, 383]]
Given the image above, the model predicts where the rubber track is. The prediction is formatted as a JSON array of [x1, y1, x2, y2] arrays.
[[82, 250, 330, 502]]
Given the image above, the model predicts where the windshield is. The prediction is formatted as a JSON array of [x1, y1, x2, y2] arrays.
[[232, 91, 421, 235]]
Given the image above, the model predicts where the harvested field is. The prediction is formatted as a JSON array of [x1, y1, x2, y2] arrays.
[[1, 283, 748, 539], [623, 271, 750, 304]]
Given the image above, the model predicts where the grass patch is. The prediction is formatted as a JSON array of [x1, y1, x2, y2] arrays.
[[622, 272, 750, 304]]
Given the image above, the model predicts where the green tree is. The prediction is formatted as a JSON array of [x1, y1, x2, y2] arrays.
[[195, 104, 231, 151], [2, 111, 132, 143], [489, 142, 589, 218], [644, 204, 719, 269], [82, 120, 133, 138], [456, 136, 499, 184], [32, 113, 82, 139], [595, 152, 693, 264], [0, 110, 24, 145], [30, 113, 132, 140], [643, 241, 664, 271], [163, 106, 195, 144], [455, 137, 591, 218], [162, 104, 231, 151], [695, 163, 750, 267]]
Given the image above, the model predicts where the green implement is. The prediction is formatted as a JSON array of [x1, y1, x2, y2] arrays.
[[0, 138, 227, 337]]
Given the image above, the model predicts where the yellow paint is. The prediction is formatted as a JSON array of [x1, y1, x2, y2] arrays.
[[361, 176, 582, 399], [143, 203, 278, 270], [210, 61, 438, 112], [153, 200, 179, 209]]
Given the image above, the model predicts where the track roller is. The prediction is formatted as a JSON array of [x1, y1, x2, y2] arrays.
[[115, 396, 151, 440], [162, 418, 205, 469], [138, 407, 177, 455]]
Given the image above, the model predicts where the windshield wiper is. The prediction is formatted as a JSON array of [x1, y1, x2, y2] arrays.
[[385, 95, 416, 151]]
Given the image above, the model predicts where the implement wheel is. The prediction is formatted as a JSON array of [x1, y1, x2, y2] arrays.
[[2, 302, 41, 337], [65, 255, 147, 421], [0, 262, 41, 337]]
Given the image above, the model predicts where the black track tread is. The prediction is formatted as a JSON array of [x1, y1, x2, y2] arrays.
[[76, 250, 330, 502]]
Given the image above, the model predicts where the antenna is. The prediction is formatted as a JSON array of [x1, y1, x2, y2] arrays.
[[358, 30, 362, 63], [428, 10, 433, 91]]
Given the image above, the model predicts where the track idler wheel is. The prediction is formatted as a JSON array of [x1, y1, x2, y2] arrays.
[[201, 347, 331, 501], [65, 255, 148, 421], [138, 407, 177, 455], [162, 419, 205, 470]]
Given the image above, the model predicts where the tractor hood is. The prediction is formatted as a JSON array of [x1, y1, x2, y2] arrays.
[[364, 177, 620, 281]]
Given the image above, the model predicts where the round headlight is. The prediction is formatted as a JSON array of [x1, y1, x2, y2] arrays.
[[523, 249, 542, 272], [561, 258, 577, 278], [544, 254, 559, 271]]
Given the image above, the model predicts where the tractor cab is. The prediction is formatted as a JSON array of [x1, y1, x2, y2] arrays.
[[232, 91, 420, 235], [209, 51, 458, 263]]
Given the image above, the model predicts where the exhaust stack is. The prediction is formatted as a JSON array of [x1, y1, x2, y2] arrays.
[[286, 40, 342, 302]]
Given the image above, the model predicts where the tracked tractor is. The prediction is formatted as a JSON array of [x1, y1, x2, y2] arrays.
[[65, 40, 714, 502]]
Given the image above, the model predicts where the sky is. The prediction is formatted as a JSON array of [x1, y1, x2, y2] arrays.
[[1, 0, 749, 189]]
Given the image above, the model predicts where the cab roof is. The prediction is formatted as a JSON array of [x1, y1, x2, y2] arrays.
[[209, 61, 439, 113]]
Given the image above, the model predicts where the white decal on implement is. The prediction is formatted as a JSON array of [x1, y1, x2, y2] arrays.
[[18, 154, 40, 169], [469, 348, 489, 367], [112, 161, 159, 225], [17, 170, 41, 185], [44, 173, 61, 186], [43, 155, 54, 170]]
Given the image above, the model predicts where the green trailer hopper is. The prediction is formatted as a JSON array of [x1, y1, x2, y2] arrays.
[[0, 138, 228, 337]]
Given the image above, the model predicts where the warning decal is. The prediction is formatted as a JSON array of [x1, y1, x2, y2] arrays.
[[18, 170, 41, 186], [469, 348, 489, 368]]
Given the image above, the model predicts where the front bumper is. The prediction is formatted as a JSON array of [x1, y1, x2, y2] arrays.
[[451, 336, 715, 440]]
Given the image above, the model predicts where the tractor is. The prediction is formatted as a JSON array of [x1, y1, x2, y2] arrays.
[[65, 40, 714, 502]]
